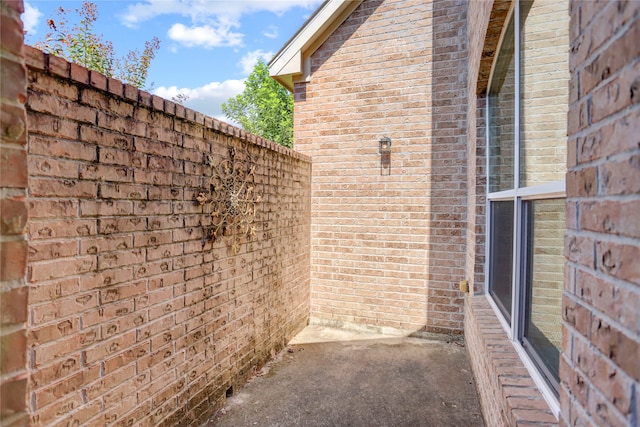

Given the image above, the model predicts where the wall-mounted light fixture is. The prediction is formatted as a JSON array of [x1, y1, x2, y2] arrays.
[[379, 136, 392, 154], [379, 136, 391, 176]]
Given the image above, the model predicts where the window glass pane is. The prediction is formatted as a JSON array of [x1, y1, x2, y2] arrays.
[[519, 0, 569, 187], [489, 201, 514, 322], [488, 16, 516, 193], [523, 198, 565, 392]]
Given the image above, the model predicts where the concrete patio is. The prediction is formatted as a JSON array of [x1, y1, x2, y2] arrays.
[[205, 325, 484, 427]]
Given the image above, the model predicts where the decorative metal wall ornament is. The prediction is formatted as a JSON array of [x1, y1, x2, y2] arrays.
[[197, 147, 261, 254]]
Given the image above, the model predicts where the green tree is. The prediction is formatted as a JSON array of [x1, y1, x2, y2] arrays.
[[222, 60, 293, 148], [35, 1, 159, 89]]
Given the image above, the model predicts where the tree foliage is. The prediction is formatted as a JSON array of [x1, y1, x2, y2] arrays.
[[222, 60, 294, 148], [35, 1, 159, 89]]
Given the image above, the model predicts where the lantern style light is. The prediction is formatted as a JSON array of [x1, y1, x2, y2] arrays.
[[379, 136, 391, 154]]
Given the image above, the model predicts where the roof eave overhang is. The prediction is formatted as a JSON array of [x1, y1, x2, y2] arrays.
[[268, 0, 364, 92]]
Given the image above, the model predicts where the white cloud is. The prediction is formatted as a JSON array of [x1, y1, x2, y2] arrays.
[[240, 49, 274, 75], [22, 2, 42, 36], [153, 79, 245, 123], [263, 25, 279, 39], [168, 22, 243, 48], [121, 0, 322, 28], [121, 0, 322, 51]]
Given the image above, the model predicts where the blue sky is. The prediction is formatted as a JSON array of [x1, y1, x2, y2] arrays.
[[22, 0, 322, 121]]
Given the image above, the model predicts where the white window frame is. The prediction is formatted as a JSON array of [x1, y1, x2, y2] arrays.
[[484, 0, 566, 417]]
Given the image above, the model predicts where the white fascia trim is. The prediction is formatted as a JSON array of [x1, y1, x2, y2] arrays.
[[268, 0, 364, 91]]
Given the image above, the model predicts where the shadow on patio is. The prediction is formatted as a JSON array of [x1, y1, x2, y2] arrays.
[[205, 326, 484, 427]]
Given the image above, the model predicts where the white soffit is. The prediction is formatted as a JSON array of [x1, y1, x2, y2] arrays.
[[269, 0, 364, 91]]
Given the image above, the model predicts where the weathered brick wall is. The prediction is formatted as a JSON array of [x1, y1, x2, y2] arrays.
[[22, 47, 311, 426], [293, 0, 468, 334], [562, 1, 640, 426], [0, 1, 30, 426]]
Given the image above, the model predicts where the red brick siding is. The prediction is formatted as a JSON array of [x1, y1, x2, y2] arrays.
[[562, 1, 640, 426], [0, 1, 30, 425], [23, 46, 311, 426], [294, 0, 468, 334]]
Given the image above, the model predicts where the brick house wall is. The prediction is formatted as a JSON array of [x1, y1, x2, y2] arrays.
[[0, 1, 30, 425], [12, 43, 312, 425], [561, 1, 640, 426], [293, 0, 469, 334]]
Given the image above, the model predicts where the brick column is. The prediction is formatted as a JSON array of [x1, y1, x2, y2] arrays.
[[0, 0, 30, 425], [562, 1, 640, 426]]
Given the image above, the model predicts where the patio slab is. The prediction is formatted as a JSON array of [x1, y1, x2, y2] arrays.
[[205, 325, 484, 427]]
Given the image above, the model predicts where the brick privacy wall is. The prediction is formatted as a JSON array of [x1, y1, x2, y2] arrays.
[[0, 1, 30, 426], [23, 47, 311, 426], [293, 0, 468, 334], [562, 1, 640, 427]]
